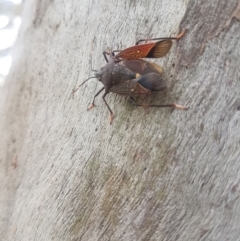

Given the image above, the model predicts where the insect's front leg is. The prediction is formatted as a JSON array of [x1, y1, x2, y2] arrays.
[[112, 50, 121, 56], [87, 87, 105, 110], [102, 51, 110, 63]]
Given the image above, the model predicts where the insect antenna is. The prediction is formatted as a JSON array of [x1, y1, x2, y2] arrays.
[[73, 52, 98, 95], [72, 76, 96, 95]]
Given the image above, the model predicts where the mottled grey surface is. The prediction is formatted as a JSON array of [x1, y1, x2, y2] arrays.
[[1, 0, 240, 240]]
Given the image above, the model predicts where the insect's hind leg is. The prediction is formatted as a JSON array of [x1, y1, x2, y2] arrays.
[[130, 97, 188, 110]]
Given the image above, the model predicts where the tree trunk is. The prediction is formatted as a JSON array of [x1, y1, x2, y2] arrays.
[[1, 0, 240, 240]]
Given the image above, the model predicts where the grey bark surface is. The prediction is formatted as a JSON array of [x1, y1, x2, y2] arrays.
[[1, 0, 240, 240]]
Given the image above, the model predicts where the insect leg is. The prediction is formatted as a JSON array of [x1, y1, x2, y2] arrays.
[[112, 50, 121, 56], [103, 51, 110, 63], [102, 92, 114, 124], [87, 87, 105, 110], [130, 97, 151, 108], [135, 30, 186, 45], [130, 97, 188, 110]]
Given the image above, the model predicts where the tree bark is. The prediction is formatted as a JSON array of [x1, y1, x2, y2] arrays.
[[1, 0, 240, 240]]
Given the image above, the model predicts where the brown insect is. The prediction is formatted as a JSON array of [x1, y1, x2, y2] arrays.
[[73, 31, 187, 123]]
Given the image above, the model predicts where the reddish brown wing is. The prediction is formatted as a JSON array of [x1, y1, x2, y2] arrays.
[[115, 43, 155, 60], [121, 59, 164, 75], [147, 40, 172, 58], [116, 39, 172, 59]]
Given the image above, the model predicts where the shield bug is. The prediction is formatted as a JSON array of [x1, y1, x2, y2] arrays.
[[73, 41, 187, 124], [113, 30, 186, 60]]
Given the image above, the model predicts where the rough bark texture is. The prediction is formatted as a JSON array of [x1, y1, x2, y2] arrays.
[[1, 0, 240, 240]]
